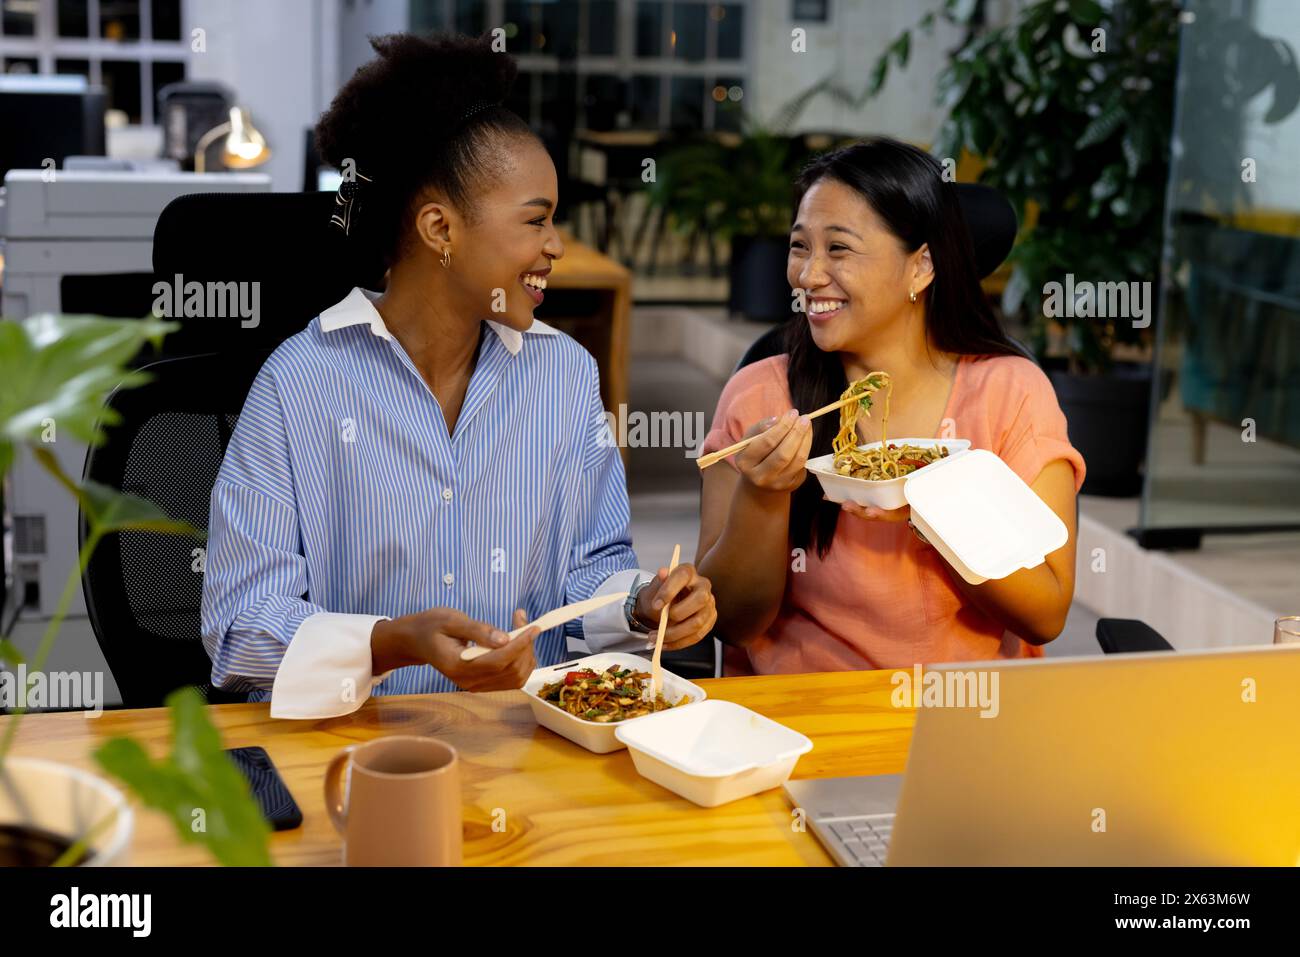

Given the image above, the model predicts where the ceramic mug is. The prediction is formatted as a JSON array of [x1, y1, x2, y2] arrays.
[[324, 735, 462, 866]]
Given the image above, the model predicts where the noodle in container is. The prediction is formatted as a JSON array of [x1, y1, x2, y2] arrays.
[[522, 653, 707, 754], [804, 372, 1068, 584], [805, 371, 970, 509], [808, 437, 972, 510]]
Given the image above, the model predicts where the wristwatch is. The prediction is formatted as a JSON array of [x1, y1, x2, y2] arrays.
[[908, 519, 931, 546], [623, 575, 655, 634]]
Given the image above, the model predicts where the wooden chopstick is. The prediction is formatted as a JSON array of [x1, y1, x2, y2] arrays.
[[694, 391, 863, 471], [459, 593, 625, 661], [650, 544, 681, 702]]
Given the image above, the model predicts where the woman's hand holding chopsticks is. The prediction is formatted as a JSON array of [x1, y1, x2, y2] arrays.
[[630, 562, 718, 651], [729, 409, 814, 493]]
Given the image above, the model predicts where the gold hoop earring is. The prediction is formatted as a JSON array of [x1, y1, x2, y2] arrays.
[[908, 288, 917, 303], [441, 248, 451, 268]]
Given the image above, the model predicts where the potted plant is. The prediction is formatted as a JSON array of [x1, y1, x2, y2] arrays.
[[0, 313, 271, 866], [647, 117, 812, 322], [939, 0, 1179, 496]]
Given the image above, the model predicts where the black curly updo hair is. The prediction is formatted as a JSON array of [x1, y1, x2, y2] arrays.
[[315, 32, 537, 265]]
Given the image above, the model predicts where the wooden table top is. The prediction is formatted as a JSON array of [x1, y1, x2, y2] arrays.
[[0, 670, 914, 866], [549, 227, 630, 291]]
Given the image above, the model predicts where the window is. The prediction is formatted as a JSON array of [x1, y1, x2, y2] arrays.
[[636, 1, 664, 56], [791, 0, 829, 22], [58, 1, 90, 37], [716, 3, 743, 59], [583, 73, 621, 129], [671, 2, 707, 62], [413, 1, 750, 132], [628, 73, 661, 129], [2, 1, 36, 37], [99, 1, 142, 42], [0, 0, 187, 123], [587, 1, 617, 55], [713, 74, 743, 131]]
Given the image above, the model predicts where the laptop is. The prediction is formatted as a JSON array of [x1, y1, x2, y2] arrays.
[[783, 644, 1300, 866]]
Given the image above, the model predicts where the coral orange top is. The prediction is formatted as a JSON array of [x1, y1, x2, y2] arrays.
[[701, 353, 1086, 676]]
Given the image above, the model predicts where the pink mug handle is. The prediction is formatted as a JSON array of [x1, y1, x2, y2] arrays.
[[324, 746, 356, 836]]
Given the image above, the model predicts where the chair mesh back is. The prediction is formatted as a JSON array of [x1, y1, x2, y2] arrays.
[[118, 411, 230, 642], [82, 354, 267, 707]]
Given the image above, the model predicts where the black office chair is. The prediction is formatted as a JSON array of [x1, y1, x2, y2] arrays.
[[81, 351, 272, 707], [80, 191, 386, 707], [1095, 619, 1174, 653]]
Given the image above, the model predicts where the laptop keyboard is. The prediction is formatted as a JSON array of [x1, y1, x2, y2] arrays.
[[815, 813, 896, 866]]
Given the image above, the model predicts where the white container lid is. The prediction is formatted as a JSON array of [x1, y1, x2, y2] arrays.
[[902, 448, 1068, 585], [614, 699, 812, 778]]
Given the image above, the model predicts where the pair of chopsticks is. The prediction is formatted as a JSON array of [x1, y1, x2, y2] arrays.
[[649, 544, 681, 701], [458, 544, 685, 668], [695, 390, 865, 470]]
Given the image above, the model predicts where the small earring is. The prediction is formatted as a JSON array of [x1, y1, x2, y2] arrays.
[[441, 248, 451, 268], [908, 288, 917, 303]]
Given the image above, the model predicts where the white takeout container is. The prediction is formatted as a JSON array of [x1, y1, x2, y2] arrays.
[[806, 438, 971, 510], [901, 447, 1068, 585], [614, 699, 813, 807], [808, 441, 1067, 585], [522, 653, 707, 754]]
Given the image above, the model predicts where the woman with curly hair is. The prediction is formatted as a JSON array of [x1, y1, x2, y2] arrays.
[[201, 33, 716, 718]]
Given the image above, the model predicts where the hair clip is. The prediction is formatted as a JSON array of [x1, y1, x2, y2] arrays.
[[457, 99, 501, 127], [329, 169, 373, 236]]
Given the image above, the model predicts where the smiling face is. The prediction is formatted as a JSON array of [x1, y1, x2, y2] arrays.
[[412, 134, 564, 331], [787, 177, 933, 354]]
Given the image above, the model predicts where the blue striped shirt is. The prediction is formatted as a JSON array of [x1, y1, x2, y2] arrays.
[[200, 287, 645, 699]]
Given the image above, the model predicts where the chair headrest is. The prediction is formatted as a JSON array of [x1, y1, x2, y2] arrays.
[[953, 182, 1017, 280], [152, 190, 387, 355]]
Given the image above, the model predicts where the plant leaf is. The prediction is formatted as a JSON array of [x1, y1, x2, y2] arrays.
[[30, 447, 202, 540], [1076, 101, 1125, 149], [94, 687, 273, 867], [0, 314, 176, 454]]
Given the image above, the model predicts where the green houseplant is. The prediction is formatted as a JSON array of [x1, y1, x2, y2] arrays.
[[935, 0, 1180, 495], [646, 115, 816, 321], [0, 313, 271, 866]]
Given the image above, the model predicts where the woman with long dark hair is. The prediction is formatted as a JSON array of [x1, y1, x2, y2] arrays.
[[697, 138, 1084, 675], [201, 33, 716, 718]]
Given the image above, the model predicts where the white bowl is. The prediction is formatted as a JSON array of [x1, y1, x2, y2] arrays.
[[522, 653, 707, 754], [0, 757, 134, 865], [615, 699, 813, 807], [806, 438, 971, 510]]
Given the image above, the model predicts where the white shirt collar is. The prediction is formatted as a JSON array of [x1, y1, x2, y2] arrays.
[[318, 286, 558, 356]]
